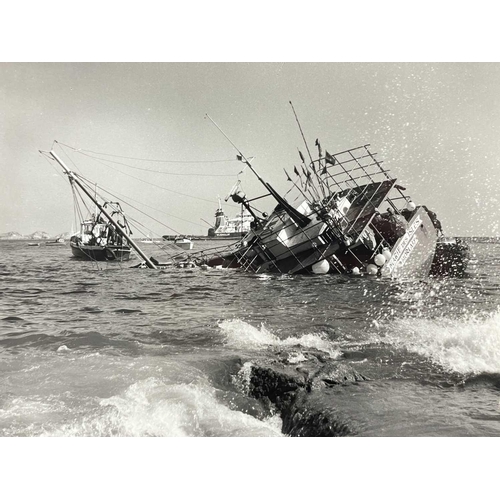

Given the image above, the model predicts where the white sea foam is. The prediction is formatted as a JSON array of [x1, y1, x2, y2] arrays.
[[45, 377, 283, 437], [386, 309, 500, 374], [219, 319, 280, 348], [1, 351, 283, 437], [218, 319, 341, 358]]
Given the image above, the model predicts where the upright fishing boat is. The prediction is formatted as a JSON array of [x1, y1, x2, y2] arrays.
[[69, 202, 132, 261], [202, 112, 468, 278], [44, 149, 157, 269]]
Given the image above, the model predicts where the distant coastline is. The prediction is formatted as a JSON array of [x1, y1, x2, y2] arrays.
[[0, 231, 70, 241], [1, 233, 499, 244]]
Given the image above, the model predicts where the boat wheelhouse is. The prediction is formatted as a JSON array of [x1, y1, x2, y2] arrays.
[[69, 202, 132, 261]]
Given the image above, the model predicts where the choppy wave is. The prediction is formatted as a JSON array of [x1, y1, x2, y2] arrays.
[[385, 309, 500, 374], [0, 348, 282, 437], [218, 319, 341, 358], [39, 377, 283, 437], [3, 240, 500, 436]]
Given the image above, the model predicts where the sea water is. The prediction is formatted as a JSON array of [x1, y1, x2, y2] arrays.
[[1, 239, 500, 437]]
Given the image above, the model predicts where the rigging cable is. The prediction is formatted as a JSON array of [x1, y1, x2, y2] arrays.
[[72, 150, 238, 176], [75, 173, 182, 236], [74, 172, 203, 230], [57, 142, 240, 207], [67, 151, 235, 206], [75, 175, 190, 260], [55, 143, 85, 176], [39, 153, 91, 234], [56, 141, 240, 164]]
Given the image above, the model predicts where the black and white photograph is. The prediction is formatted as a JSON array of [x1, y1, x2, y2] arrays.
[[1, 3, 498, 498]]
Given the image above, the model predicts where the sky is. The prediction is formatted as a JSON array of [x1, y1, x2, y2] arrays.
[[1, 62, 500, 238]]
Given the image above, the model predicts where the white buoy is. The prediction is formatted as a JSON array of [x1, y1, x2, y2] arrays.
[[382, 248, 392, 261], [351, 266, 360, 275], [312, 259, 330, 274], [408, 201, 416, 211], [366, 264, 378, 275], [374, 254, 386, 267]]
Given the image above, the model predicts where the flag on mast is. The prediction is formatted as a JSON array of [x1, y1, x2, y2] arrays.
[[325, 150, 336, 165], [315, 138, 323, 158]]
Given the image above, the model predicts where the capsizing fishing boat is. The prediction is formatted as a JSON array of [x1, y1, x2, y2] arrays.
[[199, 113, 469, 278]]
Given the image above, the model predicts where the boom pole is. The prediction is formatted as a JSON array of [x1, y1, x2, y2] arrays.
[[205, 114, 311, 228], [48, 150, 157, 269]]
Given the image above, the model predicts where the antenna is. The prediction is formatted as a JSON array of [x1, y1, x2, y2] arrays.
[[289, 101, 314, 165], [289, 101, 328, 199], [205, 114, 267, 185]]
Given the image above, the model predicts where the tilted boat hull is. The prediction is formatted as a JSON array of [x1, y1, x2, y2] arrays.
[[210, 210, 438, 278], [380, 207, 438, 279]]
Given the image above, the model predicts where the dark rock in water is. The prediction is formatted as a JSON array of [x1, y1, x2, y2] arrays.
[[282, 390, 353, 437], [244, 357, 367, 437], [309, 361, 369, 390], [248, 364, 308, 413], [430, 238, 470, 277], [461, 373, 500, 390]]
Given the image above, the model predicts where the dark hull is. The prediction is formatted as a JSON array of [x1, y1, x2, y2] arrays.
[[430, 238, 470, 277], [70, 242, 131, 261]]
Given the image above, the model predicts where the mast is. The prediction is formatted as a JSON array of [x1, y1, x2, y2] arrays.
[[206, 114, 311, 228], [48, 150, 157, 269]]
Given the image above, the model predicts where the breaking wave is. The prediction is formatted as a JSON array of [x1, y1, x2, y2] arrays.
[[218, 319, 341, 358], [385, 309, 500, 375], [36, 377, 283, 437], [0, 349, 283, 437]]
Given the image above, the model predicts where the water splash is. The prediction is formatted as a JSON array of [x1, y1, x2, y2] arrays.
[[87, 378, 281, 436], [385, 309, 500, 374], [0, 349, 283, 437], [219, 319, 280, 348], [218, 319, 341, 358], [33, 377, 282, 437]]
